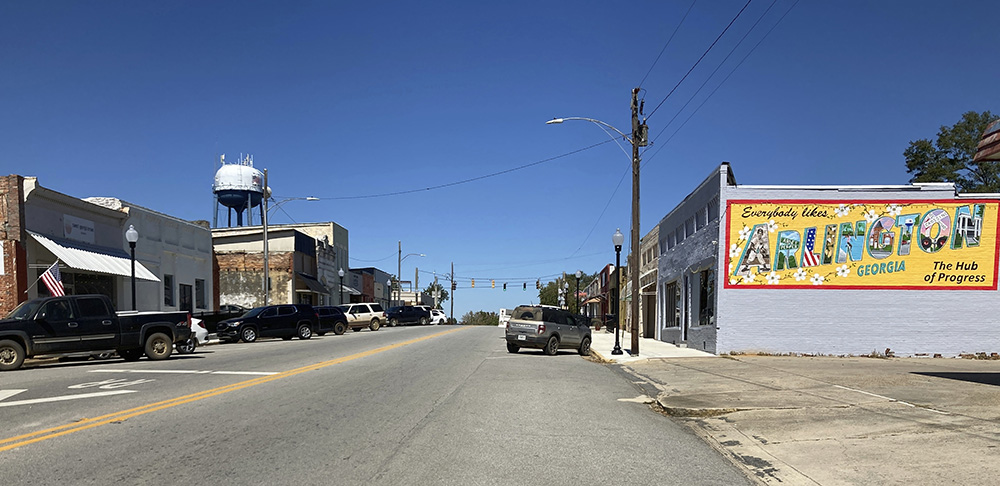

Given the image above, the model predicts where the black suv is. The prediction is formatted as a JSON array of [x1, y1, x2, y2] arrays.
[[386, 305, 432, 326], [217, 304, 319, 343], [314, 306, 349, 335]]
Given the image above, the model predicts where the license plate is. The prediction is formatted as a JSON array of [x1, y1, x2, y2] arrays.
[[517, 334, 526, 341]]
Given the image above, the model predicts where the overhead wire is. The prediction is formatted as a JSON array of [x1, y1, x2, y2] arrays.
[[638, 0, 699, 87], [644, 0, 754, 122]]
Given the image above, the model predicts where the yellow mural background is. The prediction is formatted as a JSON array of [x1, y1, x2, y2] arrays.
[[725, 200, 999, 289]]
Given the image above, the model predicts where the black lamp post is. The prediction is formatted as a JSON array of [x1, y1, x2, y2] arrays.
[[125, 225, 139, 311], [338, 268, 345, 305], [386, 277, 392, 308], [574, 270, 582, 315], [611, 228, 624, 355]]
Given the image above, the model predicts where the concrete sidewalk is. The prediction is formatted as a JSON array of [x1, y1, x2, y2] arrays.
[[588, 328, 715, 362], [601, 350, 1000, 485]]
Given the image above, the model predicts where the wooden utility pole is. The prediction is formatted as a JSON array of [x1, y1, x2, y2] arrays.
[[630, 87, 647, 356]]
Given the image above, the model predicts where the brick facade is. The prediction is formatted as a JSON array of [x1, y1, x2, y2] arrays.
[[0, 175, 27, 314], [216, 251, 294, 308]]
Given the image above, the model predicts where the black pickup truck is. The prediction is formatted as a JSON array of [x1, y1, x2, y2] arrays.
[[0, 294, 191, 371]]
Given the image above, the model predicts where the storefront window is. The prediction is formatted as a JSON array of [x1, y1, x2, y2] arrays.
[[164, 274, 174, 306], [195, 279, 206, 309], [664, 282, 679, 328], [698, 268, 716, 327]]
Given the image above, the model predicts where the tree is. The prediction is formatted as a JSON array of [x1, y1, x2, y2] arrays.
[[460, 310, 498, 326], [538, 272, 595, 314], [422, 282, 449, 308], [904, 110, 998, 193]]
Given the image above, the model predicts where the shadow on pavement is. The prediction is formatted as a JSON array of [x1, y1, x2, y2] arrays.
[[912, 371, 1000, 387]]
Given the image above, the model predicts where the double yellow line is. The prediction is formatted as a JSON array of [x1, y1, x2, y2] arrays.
[[1, 327, 467, 452]]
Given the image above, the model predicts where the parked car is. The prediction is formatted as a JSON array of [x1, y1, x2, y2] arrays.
[[314, 306, 349, 335], [429, 308, 447, 325], [386, 305, 432, 326], [335, 303, 385, 331], [216, 304, 318, 343], [0, 294, 191, 371], [504, 305, 591, 356], [175, 317, 211, 354]]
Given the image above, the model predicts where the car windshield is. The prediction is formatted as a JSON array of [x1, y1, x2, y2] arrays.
[[512, 306, 542, 321], [242, 307, 266, 318], [5, 299, 42, 320]]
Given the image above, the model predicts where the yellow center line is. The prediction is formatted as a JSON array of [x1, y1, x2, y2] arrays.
[[1, 327, 468, 452]]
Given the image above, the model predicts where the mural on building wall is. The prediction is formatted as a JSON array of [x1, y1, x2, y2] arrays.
[[725, 200, 1000, 290]]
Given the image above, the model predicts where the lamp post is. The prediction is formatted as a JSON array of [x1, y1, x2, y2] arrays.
[[386, 277, 392, 308], [612, 228, 624, 355], [260, 173, 319, 306], [548, 98, 646, 356], [575, 270, 582, 314], [338, 268, 345, 305], [397, 241, 424, 306], [125, 225, 139, 311]]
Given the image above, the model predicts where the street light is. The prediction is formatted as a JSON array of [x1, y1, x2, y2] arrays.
[[611, 228, 624, 356], [338, 268, 345, 305], [125, 225, 139, 311], [575, 270, 582, 315], [386, 277, 392, 308], [397, 240, 424, 306], [549, 97, 646, 356]]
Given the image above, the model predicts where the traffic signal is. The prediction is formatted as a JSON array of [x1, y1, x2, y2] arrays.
[[491, 279, 495, 288], [536, 279, 540, 289], [523, 282, 526, 291], [471, 279, 475, 288], [503, 282, 506, 291], [451, 281, 456, 291]]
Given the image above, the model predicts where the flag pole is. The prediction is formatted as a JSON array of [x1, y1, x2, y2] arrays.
[[24, 259, 59, 294]]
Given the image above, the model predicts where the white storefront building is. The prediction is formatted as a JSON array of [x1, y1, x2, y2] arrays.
[[657, 163, 999, 357]]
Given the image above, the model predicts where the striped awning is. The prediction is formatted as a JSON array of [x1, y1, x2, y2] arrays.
[[29, 231, 160, 282]]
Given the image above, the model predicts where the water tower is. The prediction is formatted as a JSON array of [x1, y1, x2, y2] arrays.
[[213, 154, 266, 227]]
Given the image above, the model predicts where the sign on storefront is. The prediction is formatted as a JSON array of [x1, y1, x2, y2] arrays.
[[725, 199, 1000, 290]]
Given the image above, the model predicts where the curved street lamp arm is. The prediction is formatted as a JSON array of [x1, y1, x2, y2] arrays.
[[546, 117, 633, 162]]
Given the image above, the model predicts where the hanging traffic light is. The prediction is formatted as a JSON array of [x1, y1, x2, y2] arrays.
[[451, 281, 456, 291], [523, 282, 526, 291], [503, 282, 506, 291], [491, 279, 495, 288], [471, 278, 475, 288], [536, 279, 541, 289]]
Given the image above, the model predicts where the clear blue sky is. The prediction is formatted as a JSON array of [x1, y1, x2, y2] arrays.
[[3, 1, 997, 318]]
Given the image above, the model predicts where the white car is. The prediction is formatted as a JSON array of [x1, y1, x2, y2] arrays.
[[176, 317, 212, 354], [429, 308, 447, 325]]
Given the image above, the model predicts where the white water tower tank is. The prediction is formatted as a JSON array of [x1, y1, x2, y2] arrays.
[[213, 154, 265, 226]]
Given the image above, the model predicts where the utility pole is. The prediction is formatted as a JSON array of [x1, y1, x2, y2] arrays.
[[450, 262, 455, 322], [262, 168, 270, 306], [630, 87, 647, 356], [397, 240, 401, 307]]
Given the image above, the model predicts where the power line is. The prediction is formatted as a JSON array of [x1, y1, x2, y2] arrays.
[[298, 139, 614, 201], [645, 0, 754, 121], [644, 0, 781, 157], [638, 0, 699, 87], [643, 0, 800, 164]]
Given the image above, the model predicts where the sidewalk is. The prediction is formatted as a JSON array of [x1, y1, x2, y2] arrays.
[[592, 343, 1000, 485], [588, 328, 715, 362]]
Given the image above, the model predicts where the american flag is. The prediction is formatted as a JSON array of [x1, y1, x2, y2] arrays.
[[802, 229, 820, 267], [41, 261, 65, 296]]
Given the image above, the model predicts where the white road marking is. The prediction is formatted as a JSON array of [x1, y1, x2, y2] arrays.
[[90, 369, 278, 376], [0, 389, 28, 402], [0, 390, 136, 408]]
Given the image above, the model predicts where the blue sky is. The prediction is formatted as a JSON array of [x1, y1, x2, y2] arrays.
[[3, 1, 997, 318]]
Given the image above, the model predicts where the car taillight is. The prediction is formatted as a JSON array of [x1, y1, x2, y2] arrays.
[[186, 313, 192, 328], [537, 324, 545, 334]]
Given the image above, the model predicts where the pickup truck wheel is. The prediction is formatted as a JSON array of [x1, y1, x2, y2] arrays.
[[419, 317, 429, 326], [506, 342, 519, 354], [120, 349, 143, 361], [334, 322, 347, 335], [369, 319, 381, 331], [145, 332, 172, 361], [389, 318, 398, 327], [543, 336, 559, 356], [297, 324, 313, 340], [0, 340, 25, 371], [241, 327, 258, 343], [175, 338, 197, 354], [577, 336, 591, 356]]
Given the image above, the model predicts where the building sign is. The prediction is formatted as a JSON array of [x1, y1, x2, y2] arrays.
[[725, 200, 1000, 290], [63, 214, 95, 244]]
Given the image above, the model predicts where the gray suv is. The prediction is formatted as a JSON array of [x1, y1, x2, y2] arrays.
[[504, 305, 591, 356]]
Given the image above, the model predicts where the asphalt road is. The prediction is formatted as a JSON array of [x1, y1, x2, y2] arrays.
[[0, 326, 753, 485]]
